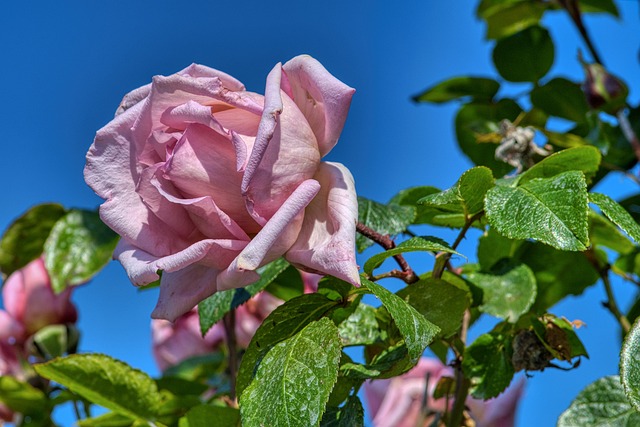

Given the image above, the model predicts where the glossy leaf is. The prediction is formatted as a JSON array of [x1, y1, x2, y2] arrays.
[[530, 78, 589, 123], [362, 277, 440, 361], [239, 318, 341, 427], [338, 303, 381, 346], [485, 171, 589, 251], [198, 258, 290, 335], [0, 203, 66, 278], [467, 263, 536, 322], [419, 166, 494, 216], [0, 376, 49, 415], [397, 278, 471, 338], [589, 212, 635, 255], [481, 1, 549, 40], [178, 405, 240, 427], [363, 236, 459, 276], [518, 146, 601, 185], [621, 317, 640, 411], [590, 193, 640, 245], [320, 396, 365, 427], [492, 26, 554, 82], [463, 332, 514, 399], [413, 76, 499, 103], [34, 353, 162, 421], [44, 209, 119, 293], [356, 197, 416, 252], [558, 376, 640, 426], [237, 293, 339, 397]]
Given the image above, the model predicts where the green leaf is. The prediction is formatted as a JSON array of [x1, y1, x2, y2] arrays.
[[482, 1, 549, 40], [337, 303, 381, 346], [455, 99, 522, 176], [485, 171, 590, 251], [198, 258, 290, 335], [0, 376, 49, 415], [44, 209, 119, 293], [492, 25, 554, 82], [518, 146, 601, 185], [162, 353, 225, 382], [621, 317, 640, 411], [239, 318, 342, 427], [237, 293, 339, 397], [34, 353, 162, 421], [356, 197, 416, 252], [320, 396, 365, 427], [558, 376, 640, 426], [0, 203, 66, 278], [589, 211, 635, 255], [363, 236, 460, 276], [77, 412, 137, 427], [178, 405, 240, 427], [265, 264, 305, 301], [463, 332, 514, 399], [413, 77, 499, 103], [362, 277, 439, 361], [530, 78, 589, 123], [590, 193, 640, 245], [579, 0, 619, 16], [31, 324, 79, 359], [467, 262, 536, 322], [419, 166, 494, 216], [477, 228, 522, 271], [397, 278, 471, 338]]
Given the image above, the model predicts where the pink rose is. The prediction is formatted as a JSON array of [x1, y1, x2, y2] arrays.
[[85, 55, 360, 321], [2, 258, 77, 336], [364, 357, 524, 427]]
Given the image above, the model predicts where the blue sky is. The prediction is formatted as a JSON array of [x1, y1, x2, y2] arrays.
[[1, 1, 639, 425]]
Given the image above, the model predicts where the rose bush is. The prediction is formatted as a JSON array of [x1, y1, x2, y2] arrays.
[[85, 55, 360, 321]]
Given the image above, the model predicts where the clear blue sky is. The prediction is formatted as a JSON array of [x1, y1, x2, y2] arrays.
[[1, 1, 639, 425]]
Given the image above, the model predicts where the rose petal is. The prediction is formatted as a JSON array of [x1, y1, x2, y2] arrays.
[[217, 179, 321, 291], [242, 63, 321, 223], [285, 162, 360, 285], [116, 83, 151, 116], [178, 63, 246, 91], [282, 55, 355, 157]]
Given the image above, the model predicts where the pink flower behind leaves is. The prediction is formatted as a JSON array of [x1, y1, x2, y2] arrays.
[[2, 258, 77, 336], [85, 55, 360, 322], [364, 357, 524, 427]]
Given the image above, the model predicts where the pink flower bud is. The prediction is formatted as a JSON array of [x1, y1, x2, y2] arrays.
[[2, 258, 77, 336], [581, 61, 628, 114]]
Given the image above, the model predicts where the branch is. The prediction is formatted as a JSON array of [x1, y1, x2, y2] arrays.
[[433, 212, 483, 279], [223, 310, 238, 400], [356, 221, 419, 283]]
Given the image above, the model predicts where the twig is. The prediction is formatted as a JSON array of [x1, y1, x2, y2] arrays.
[[223, 310, 238, 400], [433, 212, 483, 279], [446, 310, 472, 427], [356, 221, 419, 283], [617, 111, 640, 166]]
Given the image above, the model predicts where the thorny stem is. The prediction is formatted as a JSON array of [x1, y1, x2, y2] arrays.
[[584, 249, 631, 334], [356, 221, 419, 283], [223, 310, 238, 400]]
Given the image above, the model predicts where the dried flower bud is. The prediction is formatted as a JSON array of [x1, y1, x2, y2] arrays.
[[581, 60, 628, 114], [511, 329, 553, 372], [495, 119, 551, 173]]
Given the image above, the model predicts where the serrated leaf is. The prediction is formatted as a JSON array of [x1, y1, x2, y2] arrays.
[[621, 317, 640, 411], [492, 25, 554, 82], [467, 262, 536, 322], [162, 353, 225, 382], [265, 264, 305, 301], [237, 294, 339, 397], [337, 303, 380, 346], [413, 77, 499, 103], [239, 318, 342, 427], [518, 146, 601, 185], [463, 332, 514, 399], [485, 171, 589, 251], [363, 236, 460, 276], [397, 278, 471, 338], [419, 166, 494, 216], [198, 258, 290, 335], [589, 211, 635, 255], [482, 1, 549, 40], [0, 203, 66, 278], [477, 228, 522, 271], [558, 376, 640, 426], [320, 396, 365, 427], [356, 197, 416, 252], [455, 99, 522, 176], [0, 376, 49, 415], [362, 278, 439, 361], [178, 405, 240, 427], [34, 354, 162, 421], [530, 78, 589, 123], [590, 193, 640, 245], [44, 209, 119, 293]]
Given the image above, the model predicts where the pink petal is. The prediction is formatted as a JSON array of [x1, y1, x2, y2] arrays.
[[178, 63, 246, 91], [285, 162, 360, 285], [282, 55, 355, 157], [242, 63, 321, 224], [217, 179, 321, 291], [116, 83, 151, 116], [85, 101, 189, 257]]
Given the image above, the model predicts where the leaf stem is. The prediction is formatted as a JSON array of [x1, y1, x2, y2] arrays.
[[223, 310, 238, 400], [356, 221, 418, 283], [433, 212, 483, 279]]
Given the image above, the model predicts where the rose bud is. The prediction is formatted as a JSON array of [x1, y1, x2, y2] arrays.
[[581, 60, 628, 114], [85, 55, 360, 321]]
